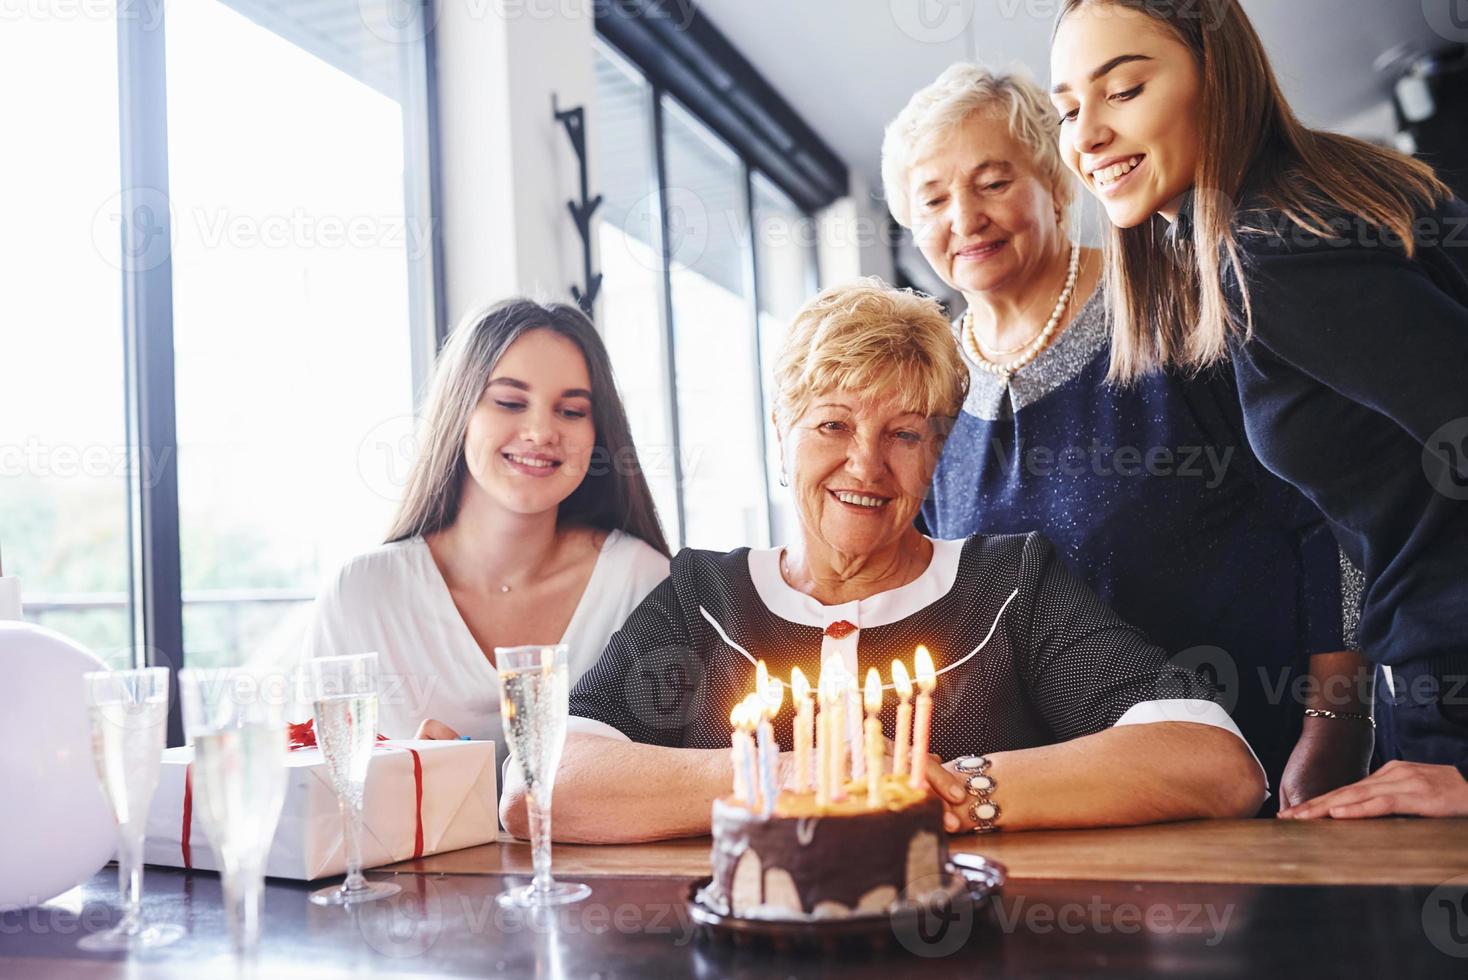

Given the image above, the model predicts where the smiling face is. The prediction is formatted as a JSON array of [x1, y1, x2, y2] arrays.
[[781, 392, 944, 559], [1050, 3, 1204, 227], [908, 111, 1069, 297], [461, 328, 596, 517]]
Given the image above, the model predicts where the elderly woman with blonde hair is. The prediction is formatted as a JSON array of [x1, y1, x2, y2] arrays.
[[883, 64, 1374, 813], [501, 278, 1265, 843]]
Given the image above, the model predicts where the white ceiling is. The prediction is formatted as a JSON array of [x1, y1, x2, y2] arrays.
[[693, 0, 1445, 197]]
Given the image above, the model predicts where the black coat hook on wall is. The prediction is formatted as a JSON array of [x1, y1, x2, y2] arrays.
[[553, 95, 603, 318]]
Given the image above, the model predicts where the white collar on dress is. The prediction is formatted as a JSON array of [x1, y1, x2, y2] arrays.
[[744, 536, 966, 630]]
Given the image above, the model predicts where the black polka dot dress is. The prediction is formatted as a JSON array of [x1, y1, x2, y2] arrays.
[[569, 532, 1257, 766]]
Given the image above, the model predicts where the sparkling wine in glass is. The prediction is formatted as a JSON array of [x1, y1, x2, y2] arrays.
[[178, 668, 289, 955], [495, 643, 590, 907], [80, 666, 184, 951], [306, 653, 401, 905]]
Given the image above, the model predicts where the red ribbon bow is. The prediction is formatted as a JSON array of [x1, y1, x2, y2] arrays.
[[824, 620, 857, 639], [286, 718, 389, 750], [182, 720, 426, 870]]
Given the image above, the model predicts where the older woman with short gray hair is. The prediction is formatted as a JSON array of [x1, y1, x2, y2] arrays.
[[500, 277, 1265, 844]]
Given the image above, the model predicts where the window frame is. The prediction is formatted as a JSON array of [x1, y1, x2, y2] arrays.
[[107, 1, 443, 742], [596, 35, 821, 550]]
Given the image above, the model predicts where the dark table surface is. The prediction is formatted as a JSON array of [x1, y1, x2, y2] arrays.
[[3, 864, 1467, 978]]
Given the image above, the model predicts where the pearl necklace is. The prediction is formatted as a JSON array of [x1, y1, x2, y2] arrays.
[[962, 244, 1080, 385]]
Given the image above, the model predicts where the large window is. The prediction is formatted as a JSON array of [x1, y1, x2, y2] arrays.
[[662, 98, 768, 552], [0, 1, 439, 677], [592, 41, 820, 551], [166, 0, 427, 668], [594, 47, 682, 547], [0, 5, 132, 667], [751, 174, 820, 546]]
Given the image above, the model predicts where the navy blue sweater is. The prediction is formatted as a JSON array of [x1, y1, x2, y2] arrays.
[[1223, 194, 1468, 775], [923, 290, 1350, 797]]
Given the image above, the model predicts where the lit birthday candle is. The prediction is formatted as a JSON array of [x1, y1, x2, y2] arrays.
[[891, 659, 914, 777], [815, 666, 832, 807], [791, 667, 813, 793], [907, 646, 937, 790], [740, 697, 763, 811], [828, 671, 848, 803], [863, 668, 884, 808], [754, 665, 783, 818], [730, 702, 754, 804], [847, 672, 865, 784]]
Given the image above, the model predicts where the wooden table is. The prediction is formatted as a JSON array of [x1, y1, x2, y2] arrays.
[[388, 818, 1468, 886], [4, 820, 1467, 977]]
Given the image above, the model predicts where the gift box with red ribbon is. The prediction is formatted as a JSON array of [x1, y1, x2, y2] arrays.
[[142, 721, 498, 880]]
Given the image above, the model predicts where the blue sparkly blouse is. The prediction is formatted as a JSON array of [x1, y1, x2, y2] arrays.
[[922, 289, 1356, 792]]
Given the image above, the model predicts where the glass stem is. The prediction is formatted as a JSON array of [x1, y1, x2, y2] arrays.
[[223, 867, 264, 955], [116, 824, 145, 934], [340, 791, 367, 893], [527, 789, 554, 893]]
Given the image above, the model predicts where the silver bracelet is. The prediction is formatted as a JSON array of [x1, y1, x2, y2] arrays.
[[954, 755, 1001, 833], [1304, 707, 1376, 729]]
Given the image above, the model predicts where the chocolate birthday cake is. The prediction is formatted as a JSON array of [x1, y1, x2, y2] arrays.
[[698, 774, 952, 920]]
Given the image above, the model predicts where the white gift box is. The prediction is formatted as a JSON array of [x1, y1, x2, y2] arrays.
[[144, 739, 498, 881]]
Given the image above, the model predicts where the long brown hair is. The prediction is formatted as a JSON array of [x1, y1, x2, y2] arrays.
[[385, 299, 671, 557], [1056, 0, 1450, 383]]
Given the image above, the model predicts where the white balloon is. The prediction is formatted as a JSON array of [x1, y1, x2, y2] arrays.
[[0, 623, 119, 910]]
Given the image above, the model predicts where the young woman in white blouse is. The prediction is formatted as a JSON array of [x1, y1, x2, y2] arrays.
[[308, 299, 671, 758]]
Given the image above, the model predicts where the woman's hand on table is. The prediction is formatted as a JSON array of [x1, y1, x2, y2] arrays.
[[873, 742, 970, 824], [1278, 717, 1373, 810], [1278, 760, 1468, 819], [920, 755, 976, 833], [881, 740, 970, 831], [413, 718, 461, 740], [1280, 652, 1375, 809]]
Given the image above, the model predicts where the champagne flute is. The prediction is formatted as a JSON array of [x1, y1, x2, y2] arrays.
[[495, 644, 590, 907], [178, 668, 289, 955], [79, 667, 184, 951], [306, 653, 401, 905]]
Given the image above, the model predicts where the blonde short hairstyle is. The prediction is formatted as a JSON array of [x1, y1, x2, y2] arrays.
[[772, 278, 968, 436], [881, 63, 1074, 230]]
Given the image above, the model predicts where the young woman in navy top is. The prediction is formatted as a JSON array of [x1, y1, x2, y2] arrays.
[[1050, 0, 1468, 818]]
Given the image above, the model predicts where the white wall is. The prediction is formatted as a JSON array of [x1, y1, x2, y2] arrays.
[[433, 0, 595, 329], [816, 173, 895, 287]]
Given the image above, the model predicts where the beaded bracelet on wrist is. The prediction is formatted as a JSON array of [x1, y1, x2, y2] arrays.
[[955, 755, 1001, 833]]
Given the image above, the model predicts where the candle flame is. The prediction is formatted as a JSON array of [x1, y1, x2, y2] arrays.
[[757, 663, 780, 715], [914, 646, 936, 694], [742, 694, 764, 729], [864, 667, 883, 714], [754, 660, 782, 717], [817, 662, 842, 703], [791, 666, 810, 702], [816, 658, 833, 701], [729, 702, 743, 728], [892, 659, 913, 700]]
